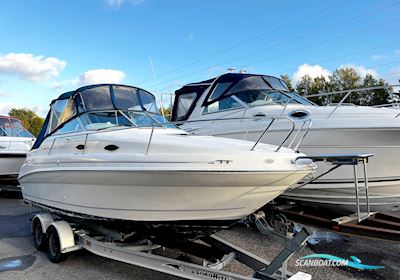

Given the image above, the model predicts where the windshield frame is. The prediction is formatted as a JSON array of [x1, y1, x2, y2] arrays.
[[48, 85, 165, 134], [0, 117, 34, 138], [201, 74, 316, 114], [50, 108, 176, 136]]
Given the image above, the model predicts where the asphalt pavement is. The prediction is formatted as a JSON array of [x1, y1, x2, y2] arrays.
[[1, 193, 399, 280]]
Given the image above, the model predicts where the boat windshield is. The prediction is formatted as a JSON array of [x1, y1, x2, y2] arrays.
[[204, 75, 315, 113], [0, 117, 34, 137], [47, 84, 175, 136]]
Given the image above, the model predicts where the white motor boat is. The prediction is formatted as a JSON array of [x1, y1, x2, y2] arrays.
[[171, 73, 400, 212], [19, 84, 315, 241], [0, 116, 35, 190]]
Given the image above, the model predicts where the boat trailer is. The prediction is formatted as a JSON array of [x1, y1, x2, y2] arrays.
[[30, 212, 312, 280], [27, 154, 400, 279]]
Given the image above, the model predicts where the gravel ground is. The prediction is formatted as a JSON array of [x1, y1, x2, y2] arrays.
[[1, 194, 399, 280]]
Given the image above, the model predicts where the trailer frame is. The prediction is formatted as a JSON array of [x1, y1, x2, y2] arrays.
[[30, 212, 312, 280]]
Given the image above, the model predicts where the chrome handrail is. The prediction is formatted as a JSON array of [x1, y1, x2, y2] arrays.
[[326, 90, 354, 119], [291, 119, 312, 151], [173, 115, 311, 152], [251, 119, 276, 151], [305, 84, 400, 119], [145, 125, 155, 155]]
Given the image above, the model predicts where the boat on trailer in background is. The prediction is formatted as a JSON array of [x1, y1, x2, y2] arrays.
[[171, 72, 400, 212], [19, 83, 316, 243], [0, 115, 35, 192]]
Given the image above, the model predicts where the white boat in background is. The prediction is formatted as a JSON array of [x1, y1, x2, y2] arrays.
[[171, 73, 400, 212], [0, 116, 35, 190], [19, 84, 315, 241]]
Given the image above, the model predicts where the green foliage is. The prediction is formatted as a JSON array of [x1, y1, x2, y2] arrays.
[[292, 67, 393, 106], [8, 108, 44, 137], [280, 74, 293, 91], [159, 106, 172, 120]]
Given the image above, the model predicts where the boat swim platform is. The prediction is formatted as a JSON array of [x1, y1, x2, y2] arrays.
[[269, 153, 400, 243]]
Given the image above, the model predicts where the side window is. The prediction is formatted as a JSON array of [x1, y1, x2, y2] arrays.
[[263, 76, 288, 91], [53, 118, 83, 134], [59, 98, 77, 124], [79, 111, 118, 130], [177, 92, 197, 119], [79, 86, 114, 110], [49, 99, 68, 133], [10, 119, 23, 129], [203, 96, 243, 114], [139, 90, 158, 113], [229, 76, 270, 94], [208, 82, 232, 102], [0, 127, 7, 136], [0, 117, 11, 128], [113, 86, 142, 111]]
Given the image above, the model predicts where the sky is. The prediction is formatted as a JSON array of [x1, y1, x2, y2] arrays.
[[0, 0, 399, 116]]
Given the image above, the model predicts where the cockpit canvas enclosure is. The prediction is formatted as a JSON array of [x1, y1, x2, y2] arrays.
[[0, 116, 34, 138], [33, 84, 167, 149], [171, 73, 314, 122]]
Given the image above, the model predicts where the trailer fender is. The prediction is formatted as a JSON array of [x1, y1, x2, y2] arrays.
[[32, 213, 54, 234], [48, 221, 75, 252]]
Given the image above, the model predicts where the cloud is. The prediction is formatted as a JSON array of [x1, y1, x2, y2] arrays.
[[104, 0, 144, 9], [371, 49, 400, 62], [386, 66, 400, 84], [292, 64, 330, 83], [0, 103, 12, 115], [186, 32, 195, 41], [371, 54, 387, 61], [0, 53, 66, 82], [0, 103, 47, 117], [79, 69, 126, 85], [50, 68, 126, 91], [339, 64, 378, 78]]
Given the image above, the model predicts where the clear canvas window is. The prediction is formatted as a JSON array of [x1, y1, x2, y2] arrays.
[[176, 92, 197, 119]]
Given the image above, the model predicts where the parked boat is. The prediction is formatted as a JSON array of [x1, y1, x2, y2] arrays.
[[171, 73, 400, 212], [0, 116, 35, 190], [19, 84, 315, 241]]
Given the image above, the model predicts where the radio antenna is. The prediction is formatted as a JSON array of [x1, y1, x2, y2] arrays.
[[148, 55, 165, 117]]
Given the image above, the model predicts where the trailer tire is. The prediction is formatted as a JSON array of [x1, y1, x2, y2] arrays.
[[32, 218, 47, 251], [47, 225, 68, 263]]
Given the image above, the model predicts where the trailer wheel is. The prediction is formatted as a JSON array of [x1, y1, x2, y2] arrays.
[[33, 219, 47, 251], [47, 225, 68, 263]]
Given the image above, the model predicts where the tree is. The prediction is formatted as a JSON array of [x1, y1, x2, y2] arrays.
[[309, 76, 331, 105], [159, 106, 172, 120], [280, 74, 293, 91], [8, 108, 44, 137], [328, 68, 361, 104], [295, 75, 313, 96], [345, 74, 390, 106], [291, 66, 393, 106]]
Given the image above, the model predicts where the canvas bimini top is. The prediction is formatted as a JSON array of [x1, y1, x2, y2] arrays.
[[171, 73, 315, 122], [33, 84, 174, 149]]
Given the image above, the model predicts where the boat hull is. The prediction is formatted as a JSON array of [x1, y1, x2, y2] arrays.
[[0, 153, 26, 176], [20, 169, 309, 221], [208, 127, 400, 212], [0, 154, 25, 192]]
